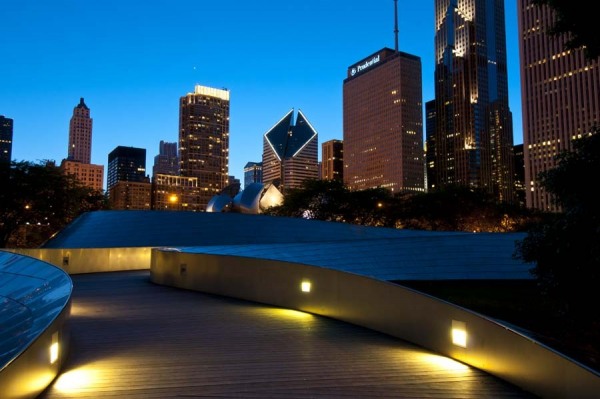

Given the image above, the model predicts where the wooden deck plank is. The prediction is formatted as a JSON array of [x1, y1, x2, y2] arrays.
[[37, 270, 536, 398]]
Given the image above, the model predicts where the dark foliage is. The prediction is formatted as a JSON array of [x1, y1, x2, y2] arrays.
[[398, 185, 537, 232], [265, 179, 538, 233], [0, 160, 108, 248], [515, 131, 600, 325], [532, 0, 599, 60]]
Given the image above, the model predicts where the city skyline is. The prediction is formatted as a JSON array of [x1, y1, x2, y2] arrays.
[[0, 1, 523, 187]]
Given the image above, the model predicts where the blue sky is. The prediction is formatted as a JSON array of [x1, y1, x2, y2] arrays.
[[0, 1, 522, 185]]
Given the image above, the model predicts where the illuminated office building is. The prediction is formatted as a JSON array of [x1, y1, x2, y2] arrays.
[[0, 115, 13, 164], [321, 139, 343, 181], [179, 85, 230, 210], [429, 0, 515, 203], [262, 109, 318, 191], [518, 0, 600, 211], [343, 48, 424, 193]]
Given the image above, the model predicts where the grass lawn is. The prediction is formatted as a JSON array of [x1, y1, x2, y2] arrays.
[[394, 279, 600, 374]]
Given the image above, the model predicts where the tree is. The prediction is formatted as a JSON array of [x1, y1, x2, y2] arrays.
[[515, 130, 600, 325], [264, 179, 394, 226], [265, 179, 536, 232], [532, 0, 599, 60], [397, 185, 536, 232], [0, 160, 108, 248]]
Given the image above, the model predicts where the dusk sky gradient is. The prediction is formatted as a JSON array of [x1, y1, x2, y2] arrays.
[[0, 1, 522, 186]]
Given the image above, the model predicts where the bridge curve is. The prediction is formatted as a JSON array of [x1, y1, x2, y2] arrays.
[[37, 270, 534, 398]]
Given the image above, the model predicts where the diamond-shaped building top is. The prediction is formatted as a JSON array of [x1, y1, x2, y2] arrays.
[[262, 109, 318, 191]]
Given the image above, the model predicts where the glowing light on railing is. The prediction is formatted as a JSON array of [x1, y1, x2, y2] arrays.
[[50, 332, 59, 364], [452, 320, 467, 348], [301, 280, 311, 293]]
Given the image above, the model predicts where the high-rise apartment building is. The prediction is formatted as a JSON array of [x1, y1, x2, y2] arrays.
[[179, 85, 230, 210], [107, 146, 147, 192], [68, 98, 93, 164], [262, 109, 319, 191], [243, 161, 263, 188], [0, 115, 13, 164], [518, 0, 600, 211], [153, 141, 179, 177], [343, 48, 424, 193], [429, 0, 515, 203], [61, 98, 104, 192], [321, 139, 344, 181]]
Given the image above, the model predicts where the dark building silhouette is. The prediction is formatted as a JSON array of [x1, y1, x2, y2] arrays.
[[243, 161, 263, 188], [321, 139, 343, 181], [343, 48, 425, 193], [513, 144, 525, 207], [153, 141, 179, 177], [107, 146, 149, 210], [518, 0, 600, 211], [262, 109, 318, 191], [107, 146, 147, 191], [0, 115, 13, 164], [425, 100, 436, 190], [429, 0, 515, 203]]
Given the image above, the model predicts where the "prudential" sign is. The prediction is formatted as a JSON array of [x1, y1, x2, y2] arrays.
[[350, 54, 381, 76]]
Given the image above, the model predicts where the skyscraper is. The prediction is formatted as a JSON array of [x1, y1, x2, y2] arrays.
[[179, 85, 230, 209], [518, 0, 600, 211], [107, 146, 147, 192], [343, 48, 424, 193], [68, 98, 93, 164], [321, 139, 343, 181], [0, 115, 13, 164], [429, 0, 515, 203], [262, 109, 319, 191], [152, 141, 179, 177], [61, 98, 104, 192]]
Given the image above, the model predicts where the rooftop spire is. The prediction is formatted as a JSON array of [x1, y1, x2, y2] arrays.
[[76, 97, 89, 110], [394, 0, 399, 52]]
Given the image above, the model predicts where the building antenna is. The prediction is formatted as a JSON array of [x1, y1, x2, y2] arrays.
[[394, 0, 399, 52]]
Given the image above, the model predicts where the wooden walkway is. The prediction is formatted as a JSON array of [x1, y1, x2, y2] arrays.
[[37, 270, 537, 398]]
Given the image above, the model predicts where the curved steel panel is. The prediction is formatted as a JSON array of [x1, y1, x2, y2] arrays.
[[0, 250, 72, 399]]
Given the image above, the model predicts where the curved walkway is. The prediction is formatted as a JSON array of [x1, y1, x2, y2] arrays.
[[38, 270, 536, 398]]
